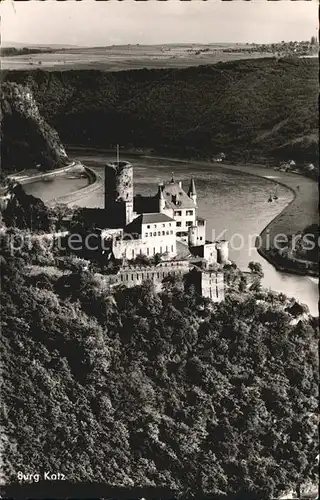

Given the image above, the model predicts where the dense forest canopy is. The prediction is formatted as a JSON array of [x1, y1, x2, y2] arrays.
[[4, 58, 318, 164], [1, 230, 318, 499], [1, 57, 319, 500]]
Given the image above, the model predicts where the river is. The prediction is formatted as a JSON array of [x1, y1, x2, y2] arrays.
[[23, 153, 318, 316]]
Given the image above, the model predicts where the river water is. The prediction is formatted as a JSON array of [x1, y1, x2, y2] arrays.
[[24, 154, 318, 316]]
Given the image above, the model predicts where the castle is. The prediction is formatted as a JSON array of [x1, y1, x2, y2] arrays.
[[94, 160, 228, 301]]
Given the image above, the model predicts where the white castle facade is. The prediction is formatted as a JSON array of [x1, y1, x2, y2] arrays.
[[97, 160, 229, 301]]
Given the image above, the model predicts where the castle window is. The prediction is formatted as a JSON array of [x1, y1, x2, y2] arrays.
[[147, 225, 150, 229], [157, 273, 160, 279], [158, 231, 161, 236], [169, 223, 171, 227], [186, 210, 194, 216], [154, 224, 157, 228], [216, 287, 219, 298], [162, 223, 166, 227], [125, 275, 128, 281], [147, 248, 149, 256], [141, 273, 144, 279], [162, 231, 165, 235], [149, 232, 152, 237], [176, 222, 181, 227], [166, 246, 168, 252], [145, 233, 148, 237], [153, 248, 156, 254], [131, 274, 134, 280], [120, 275, 123, 281], [200, 236, 203, 241], [166, 231, 169, 235], [174, 210, 182, 216], [160, 247, 162, 253], [186, 221, 193, 227], [153, 232, 157, 236], [170, 230, 173, 234], [132, 250, 135, 258], [171, 245, 174, 252]]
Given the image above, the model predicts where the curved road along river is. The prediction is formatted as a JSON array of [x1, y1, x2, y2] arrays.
[[24, 150, 318, 316]]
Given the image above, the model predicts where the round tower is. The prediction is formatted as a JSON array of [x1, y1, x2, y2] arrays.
[[188, 225, 198, 247], [216, 240, 229, 264], [104, 161, 133, 206]]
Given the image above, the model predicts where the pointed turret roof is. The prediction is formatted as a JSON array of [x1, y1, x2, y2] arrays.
[[188, 177, 196, 196], [158, 183, 164, 199]]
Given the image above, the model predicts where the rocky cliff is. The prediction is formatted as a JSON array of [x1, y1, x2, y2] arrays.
[[0, 82, 69, 174]]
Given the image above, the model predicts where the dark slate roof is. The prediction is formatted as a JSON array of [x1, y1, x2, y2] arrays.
[[161, 182, 196, 210]]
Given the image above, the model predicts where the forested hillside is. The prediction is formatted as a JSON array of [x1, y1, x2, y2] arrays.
[[1, 236, 318, 499], [5, 57, 318, 163], [0, 82, 69, 174]]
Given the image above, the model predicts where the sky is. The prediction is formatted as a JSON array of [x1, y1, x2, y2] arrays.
[[0, 0, 318, 47]]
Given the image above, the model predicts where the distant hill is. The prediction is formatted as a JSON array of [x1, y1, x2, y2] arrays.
[[4, 57, 318, 164], [1, 41, 82, 49]]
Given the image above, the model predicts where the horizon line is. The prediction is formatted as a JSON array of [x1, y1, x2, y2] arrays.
[[2, 39, 317, 49]]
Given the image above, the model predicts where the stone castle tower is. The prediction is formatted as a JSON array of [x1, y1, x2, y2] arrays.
[[104, 161, 134, 226]]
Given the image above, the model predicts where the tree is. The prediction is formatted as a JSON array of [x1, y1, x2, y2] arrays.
[[248, 261, 264, 278]]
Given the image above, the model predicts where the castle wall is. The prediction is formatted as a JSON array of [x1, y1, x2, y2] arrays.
[[112, 233, 177, 260], [203, 243, 218, 264], [189, 242, 217, 264], [216, 240, 229, 264], [201, 271, 225, 302], [174, 208, 197, 241], [102, 260, 190, 291]]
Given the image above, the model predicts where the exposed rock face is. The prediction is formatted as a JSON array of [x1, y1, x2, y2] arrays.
[[0, 82, 69, 174]]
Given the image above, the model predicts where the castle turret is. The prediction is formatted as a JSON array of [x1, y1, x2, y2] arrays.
[[158, 183, 166, 213], [188, 225, 198, 247], [188, 177, 197, 206]]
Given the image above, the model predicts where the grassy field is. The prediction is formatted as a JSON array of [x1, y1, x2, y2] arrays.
[[1, 43, 274, 72]]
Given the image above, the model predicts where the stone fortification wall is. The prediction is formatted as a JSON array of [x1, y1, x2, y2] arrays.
[[201, 271, 225, 302], [112, 233, 177, 260], [216, 240, 229, 264], [103, 260, 190, 291], [203, 243, 218, 264]]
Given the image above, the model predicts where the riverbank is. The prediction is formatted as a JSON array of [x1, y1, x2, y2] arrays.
[[7, 161, 103, 207], [152, 155, 318, 278], [68, 147, 318, 279]]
